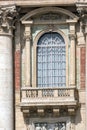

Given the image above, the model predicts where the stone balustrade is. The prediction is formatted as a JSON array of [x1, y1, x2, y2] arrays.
[[20, 87, 78, 107]]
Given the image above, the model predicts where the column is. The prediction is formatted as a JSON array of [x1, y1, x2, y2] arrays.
[[69, 24, 76, 87], [24, 25, 31, 87], [85, 20, 87, 130], [0, 6, 17, 130]]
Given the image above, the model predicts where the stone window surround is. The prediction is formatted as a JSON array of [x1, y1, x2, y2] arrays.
[[21, 7, 78, 88], [32, 28, 69, 87], [23, 23, 76, 88]]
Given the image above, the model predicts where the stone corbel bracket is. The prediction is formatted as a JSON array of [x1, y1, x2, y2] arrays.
[[53, 108, 60, 116], [37, 108, 44, 116]]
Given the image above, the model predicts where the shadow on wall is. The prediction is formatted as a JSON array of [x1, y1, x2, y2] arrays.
[[75, 107, 82, 126]]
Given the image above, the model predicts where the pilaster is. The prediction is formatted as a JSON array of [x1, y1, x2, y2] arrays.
[[69, 24, 76, 87], [24, 24, 32, 87]]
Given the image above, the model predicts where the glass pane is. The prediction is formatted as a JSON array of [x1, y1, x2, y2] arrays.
[[37, 32, 66, 87]]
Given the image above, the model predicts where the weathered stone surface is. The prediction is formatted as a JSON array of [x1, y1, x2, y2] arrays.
[[0, 0, 77, 6], [0, 1, 86, 130], [0, 35, 13, 130]]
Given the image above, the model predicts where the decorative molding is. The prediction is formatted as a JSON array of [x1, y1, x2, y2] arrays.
[[34, 122, 66, 130], [24, 25, 31, 40], [21, 107, 77, 117], [21, 7, 79, 22], [32, 28, 69, 87]]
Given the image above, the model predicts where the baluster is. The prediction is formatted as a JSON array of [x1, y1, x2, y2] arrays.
[[65, 89, 67, 96], [38, 89, 42, 98], [26, 90, 31, 97], [33, 90, 36, 97], [70, 89, 74, 99], [54, 89, 58, 97], [67, 89, 70, 96], [22, 90, 26, 99]]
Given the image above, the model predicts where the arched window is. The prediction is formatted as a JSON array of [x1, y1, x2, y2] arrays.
[[37, 32, 66, 87]]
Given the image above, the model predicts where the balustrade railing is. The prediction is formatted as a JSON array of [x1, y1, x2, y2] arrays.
[[21, 87, 78, 105]]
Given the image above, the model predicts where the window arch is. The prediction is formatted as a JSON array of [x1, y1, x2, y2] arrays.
[[37, 32, 66, 87]]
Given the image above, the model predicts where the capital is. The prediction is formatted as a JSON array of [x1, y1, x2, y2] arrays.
[[76, 1, 87, 17], [24, 32, 31, 41], [69, 33, 76, 40], [0, 5, 18, 33], [24, 25, 31, 40]]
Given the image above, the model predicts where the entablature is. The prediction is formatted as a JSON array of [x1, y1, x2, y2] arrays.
[[0, 0, 77, 7]]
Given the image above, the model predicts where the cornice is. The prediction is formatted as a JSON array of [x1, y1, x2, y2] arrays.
[[0, 0, 76, 7]]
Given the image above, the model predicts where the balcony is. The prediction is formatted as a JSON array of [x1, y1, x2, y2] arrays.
[[20, 87, 79, 116]]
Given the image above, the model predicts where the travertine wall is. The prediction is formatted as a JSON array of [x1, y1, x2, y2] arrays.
[[13, 3, 87, 130]]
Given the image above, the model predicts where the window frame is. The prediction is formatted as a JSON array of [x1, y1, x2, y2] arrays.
[[32, 29, 69, 88]]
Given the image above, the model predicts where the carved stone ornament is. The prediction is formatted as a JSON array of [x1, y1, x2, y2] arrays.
[[76, 0, 87, 15], [47, 24, 56, 31], [35, 122, 66, 130], [77, 7, 87, 16], [76, 2, 87, 34], [0, 5, 18, 32], [69, 33, 76, 40], [24, 32, 31, 41]]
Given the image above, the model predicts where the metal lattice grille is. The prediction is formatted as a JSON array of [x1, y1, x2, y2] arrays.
[[37, 32, 66, 87]]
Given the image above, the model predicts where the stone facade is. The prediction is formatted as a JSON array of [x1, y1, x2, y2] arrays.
[[0, 0, 87, 130]]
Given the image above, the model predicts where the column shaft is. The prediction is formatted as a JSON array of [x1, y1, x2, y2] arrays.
[[0, 34, 13, 130], [85, 22, 87, 130]]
